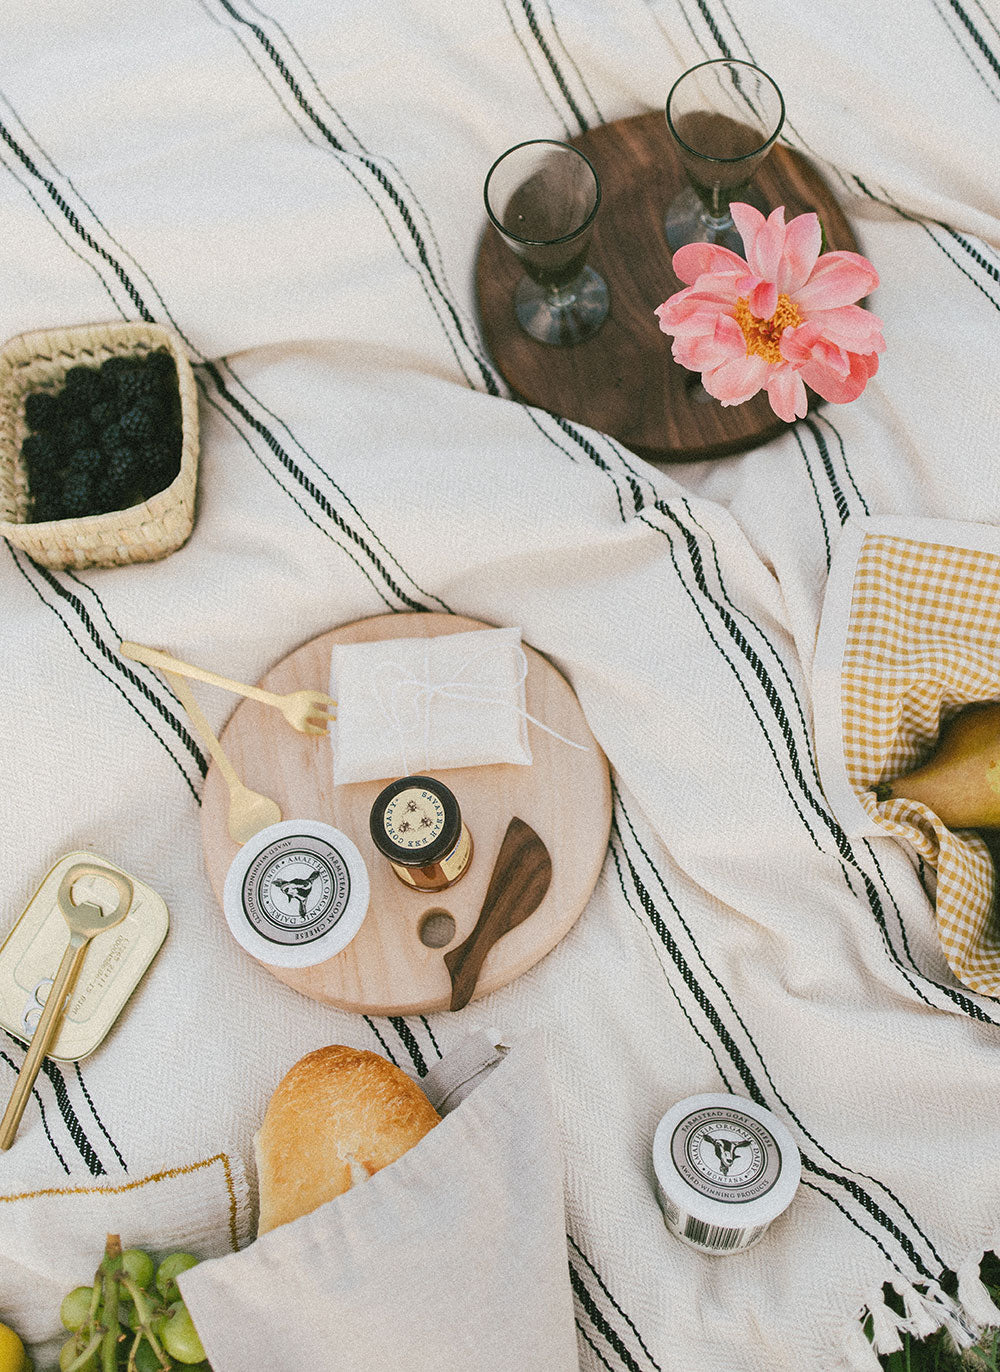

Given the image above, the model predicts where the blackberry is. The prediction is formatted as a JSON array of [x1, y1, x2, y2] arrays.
[[60, 468, 97, 520], [61, 365, 104, 412], [97, 418, 138, 467], [71, 446, 105, 479], [106, 357, 154, 410], [23, 389, 59, 432], [145, 435, 182, 496], [56, 414, 96, 457], [89, 398, 117, 430], [99, 354, 132, 384], [145, 349, 177, 387], [21, 430, 61, 473], [115, 403, 158, 446]]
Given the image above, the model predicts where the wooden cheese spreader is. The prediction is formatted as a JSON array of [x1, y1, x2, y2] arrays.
[[445, 818, 552, 1011]]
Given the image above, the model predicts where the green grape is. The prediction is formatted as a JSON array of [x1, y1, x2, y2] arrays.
[[133, 1337, 173, 1372], [160, 1302, 205, 1365], [58, 1332, 98, 1372], [154, 1254, 199, 1303], [59, 1285, 93, 1332], [121, 1248, 155, 1290]]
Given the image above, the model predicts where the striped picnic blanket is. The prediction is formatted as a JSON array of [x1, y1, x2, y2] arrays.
[[2, 1, 1000, 1368]]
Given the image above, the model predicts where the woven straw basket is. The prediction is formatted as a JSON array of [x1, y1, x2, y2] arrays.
[[0, 319, 199, 570]]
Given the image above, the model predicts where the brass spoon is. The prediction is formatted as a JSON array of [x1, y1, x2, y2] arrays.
[[0, 863, 133, 1150], [875, 702, 1000, 829], [165, 671, 281, 844]]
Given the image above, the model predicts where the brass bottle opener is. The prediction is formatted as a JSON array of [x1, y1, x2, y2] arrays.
[[0, 863, 132, 1150]]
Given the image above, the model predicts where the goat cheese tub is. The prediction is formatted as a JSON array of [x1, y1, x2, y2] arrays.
[[222, 821, 369, 969], [652, 1094, 801, 1255]]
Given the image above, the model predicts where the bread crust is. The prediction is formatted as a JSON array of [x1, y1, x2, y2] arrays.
[[255, 1044, 440, 1235]]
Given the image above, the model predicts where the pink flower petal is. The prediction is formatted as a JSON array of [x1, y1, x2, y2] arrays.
[[673, 315, 745, 370], [670, 241, 750, 285], [780, 322, 851, 377], [776, 212, 822, 295], [799, 350, 879, 404], [730, 203, 766, 261], [799, 304, 885, 352], [795, 251, 879, 310], [749, 279, 778, 319], [702, 353, 770, 406], [764, 367, 808, 422], [747, 206, 787, 281]]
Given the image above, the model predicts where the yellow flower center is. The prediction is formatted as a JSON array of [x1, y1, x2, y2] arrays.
[[734, 294, 803, 363]]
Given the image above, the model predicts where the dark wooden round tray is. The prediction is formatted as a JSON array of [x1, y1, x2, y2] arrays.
[[475, 111, 860, 463]]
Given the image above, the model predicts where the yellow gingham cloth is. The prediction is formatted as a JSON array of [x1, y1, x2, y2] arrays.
[[841, 532, 1000, 995]]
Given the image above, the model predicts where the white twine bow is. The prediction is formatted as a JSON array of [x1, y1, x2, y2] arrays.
[[373, 639, 588, 775]]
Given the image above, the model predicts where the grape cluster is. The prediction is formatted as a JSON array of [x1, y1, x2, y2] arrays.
[[20, 350, 182, 524], [57, 1235, 209, 1372]]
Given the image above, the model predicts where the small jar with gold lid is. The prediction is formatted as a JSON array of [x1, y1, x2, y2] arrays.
[[369, 775, 473, 892]]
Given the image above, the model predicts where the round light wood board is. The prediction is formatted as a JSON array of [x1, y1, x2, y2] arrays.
[[201, 613, 611, 1015], [476, 110, 861, 463]]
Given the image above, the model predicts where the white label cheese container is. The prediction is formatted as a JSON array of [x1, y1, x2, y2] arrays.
[[223, 820, 369, 969], [652, 1093, 800, 1255]]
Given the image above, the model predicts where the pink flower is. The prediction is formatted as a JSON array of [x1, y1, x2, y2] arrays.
[[654, 204, 885, 422]]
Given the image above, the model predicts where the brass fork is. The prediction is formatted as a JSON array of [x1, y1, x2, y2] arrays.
[[120, 641, 336, 736], [165, 671, 281, 844]]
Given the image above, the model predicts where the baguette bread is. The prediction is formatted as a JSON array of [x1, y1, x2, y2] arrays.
[[254, 1044, 441, 1235]]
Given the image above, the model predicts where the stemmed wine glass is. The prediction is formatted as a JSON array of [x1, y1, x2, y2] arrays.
[[484, 139, 610, 347], [664, 60, 785, 254]]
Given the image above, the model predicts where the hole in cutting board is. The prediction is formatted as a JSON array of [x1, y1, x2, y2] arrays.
[[418, 909, 456, 948]]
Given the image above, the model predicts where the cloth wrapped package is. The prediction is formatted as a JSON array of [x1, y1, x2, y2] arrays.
[[178, 1034, 578, 1372], [813, 516, 1000, 995], [330, 626, 534, 785]]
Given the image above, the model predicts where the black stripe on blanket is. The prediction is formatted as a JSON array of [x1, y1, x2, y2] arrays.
[[8, 549, 205, 797], [933, 0, 1000, 96], [569, 1235, 663, 1372], [2, 1037, 70, 1174], [535, 0, 606, 126], [198, 3, 651, 533], [859, 181, 1000, 317], [203, 0, 500, 397], [570, 1261, 647, 1372], [2, 1034, 106, 1175], [514, 0, 592, 134]]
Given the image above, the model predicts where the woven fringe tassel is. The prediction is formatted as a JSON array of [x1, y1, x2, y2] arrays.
[[843, 1316, 884, 1372], [958, 1253, 1000, 1329], [861, 1256, 998, 1365], [899, 1284, 949, 1339], [866, 1293, 904, 1355]]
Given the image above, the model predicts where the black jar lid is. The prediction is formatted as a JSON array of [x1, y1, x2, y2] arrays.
[[369, 775, 463, 867]]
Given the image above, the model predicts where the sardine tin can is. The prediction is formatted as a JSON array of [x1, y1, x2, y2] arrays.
[[0, 851, 169, 1061], [652, 1093, 801, 1255], [223, 819, 369, 969]]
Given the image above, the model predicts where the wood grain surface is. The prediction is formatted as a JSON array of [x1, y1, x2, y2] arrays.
[[476, 110, 861, 463], [201, 613, 611, 1015]]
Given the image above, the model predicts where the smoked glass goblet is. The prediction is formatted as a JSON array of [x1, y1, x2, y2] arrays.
[[664, 60, 785, 254], [484, 139, 609, 347]]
